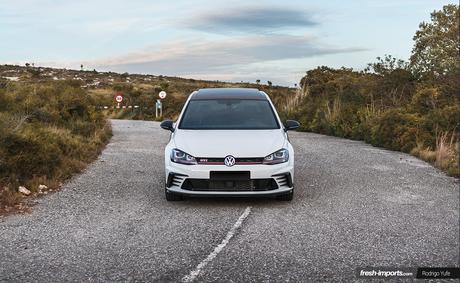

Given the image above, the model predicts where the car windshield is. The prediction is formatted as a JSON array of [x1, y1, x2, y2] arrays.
[[179, 99, 280, 130]]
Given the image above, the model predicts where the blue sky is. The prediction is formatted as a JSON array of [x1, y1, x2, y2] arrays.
[[1, 0, 456, 85]]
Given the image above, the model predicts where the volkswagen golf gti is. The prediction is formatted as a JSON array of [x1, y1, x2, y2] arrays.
[[160, 88, 299, 201]]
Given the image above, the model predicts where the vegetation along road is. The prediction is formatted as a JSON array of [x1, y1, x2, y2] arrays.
[[0, 120, 458, 282]]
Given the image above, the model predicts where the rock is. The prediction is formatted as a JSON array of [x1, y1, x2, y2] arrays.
[[18, 186, 31, 196], [38, 184, 48, 191]]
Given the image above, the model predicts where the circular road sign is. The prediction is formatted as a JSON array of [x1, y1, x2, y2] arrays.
[[159, 91, 167, 99], [115, 94, 123, 103]]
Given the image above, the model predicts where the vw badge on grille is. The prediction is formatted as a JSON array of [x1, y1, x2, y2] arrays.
[[224, 155, 236, 167]]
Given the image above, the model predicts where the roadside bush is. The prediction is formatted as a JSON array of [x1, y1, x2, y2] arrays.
[[294, 62, 458, 176], [0, 81, 112, 211], [1, 126, 62, 179], [370, 110, 421, 152]]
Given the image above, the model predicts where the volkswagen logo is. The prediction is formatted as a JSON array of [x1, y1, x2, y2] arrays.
[[224, 155, 236, 167]]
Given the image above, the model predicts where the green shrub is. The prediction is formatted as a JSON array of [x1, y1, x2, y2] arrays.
[[0, 125, 62, 179], [369, 110, 421, 152], [0, 80, 112, 210]]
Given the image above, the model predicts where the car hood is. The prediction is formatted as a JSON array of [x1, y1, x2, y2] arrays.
[[173, 129, 286, 157]]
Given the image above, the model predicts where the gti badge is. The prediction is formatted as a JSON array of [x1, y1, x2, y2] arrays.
[[224, 155, 236, 167]]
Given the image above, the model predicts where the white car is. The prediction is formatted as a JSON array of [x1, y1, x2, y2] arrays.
[[160, 88, 299, 201]]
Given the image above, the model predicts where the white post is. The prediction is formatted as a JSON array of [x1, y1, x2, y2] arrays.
[[156, 99, 162, 118]]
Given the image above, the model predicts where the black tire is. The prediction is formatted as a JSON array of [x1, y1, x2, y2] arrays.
[[165, 188, 184, 201], [276, 189, 293, 201]]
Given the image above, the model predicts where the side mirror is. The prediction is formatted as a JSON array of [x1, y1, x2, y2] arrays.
[[160, 120, 175, 132], [284, 120, 300, 131]]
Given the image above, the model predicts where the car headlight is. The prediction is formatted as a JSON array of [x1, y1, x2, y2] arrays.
[[263, 148, 289, 165], [171, 148, 197, 165]]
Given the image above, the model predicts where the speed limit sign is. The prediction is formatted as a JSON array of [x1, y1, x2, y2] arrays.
[[159, 91, 167, 99], [115, 94, 123, 103]]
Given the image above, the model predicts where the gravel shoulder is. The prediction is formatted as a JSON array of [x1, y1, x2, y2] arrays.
[[1, 120, 458, 282]]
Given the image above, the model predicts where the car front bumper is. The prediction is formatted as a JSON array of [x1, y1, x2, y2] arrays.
[[165, 162, 294, 197]]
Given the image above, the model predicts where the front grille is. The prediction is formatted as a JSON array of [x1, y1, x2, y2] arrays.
[[181, 178, 278, 191], [197, 157, 264, 165]]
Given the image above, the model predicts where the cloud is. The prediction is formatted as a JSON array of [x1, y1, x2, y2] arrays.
[[183, 6, 317, 33], [92, 34, 364, 68], [86, 34, 366, 84]]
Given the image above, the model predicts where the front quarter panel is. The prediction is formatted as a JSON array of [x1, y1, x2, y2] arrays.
[[164, 137, 175, 182]]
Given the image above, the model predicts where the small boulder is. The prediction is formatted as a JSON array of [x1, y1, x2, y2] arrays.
[[18, 186, 31, 196], [38, 184, 48, 191]]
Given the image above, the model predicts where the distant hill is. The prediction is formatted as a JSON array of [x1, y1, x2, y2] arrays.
[[0, 64, 298, 121]]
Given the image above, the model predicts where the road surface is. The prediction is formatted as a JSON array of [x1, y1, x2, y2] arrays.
[[1, 120, 458, 282]]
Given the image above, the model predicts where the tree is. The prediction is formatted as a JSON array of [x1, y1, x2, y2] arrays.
[[365, 54, 408, 76], [364, 55, 415, 106], [25, 63, 30, 67], [267, 81, 272, 87], [409, 4, 459, 77], [120, 72, 129, 79], [80, 64, 84, 71], [256, 79, 260, 84]]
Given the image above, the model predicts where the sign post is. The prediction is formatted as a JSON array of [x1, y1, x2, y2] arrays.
[[115, 94, 123, 109], [156, 91, 166, 118], [155, 99, 162, 118]]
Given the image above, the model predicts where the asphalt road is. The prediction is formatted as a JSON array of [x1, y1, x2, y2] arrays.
[[1, 119, 458, 282]]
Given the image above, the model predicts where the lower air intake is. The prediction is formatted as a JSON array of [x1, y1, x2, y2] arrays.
[[181, 178, 278, 191]]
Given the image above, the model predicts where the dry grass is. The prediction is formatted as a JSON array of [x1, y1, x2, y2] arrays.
[[363, 102, 381, 122], [411, 131, 460, 177], [410, 143, 436, 163], [0, 186, 22, 212], [0, 122, 112, 214], [420, 149, 437, 163], [325, 98, 341, 123], [435, 131, 455, 168], [134, 83, 155, 91], [87, 88, 113, 95], [283, 88, 308, 113]]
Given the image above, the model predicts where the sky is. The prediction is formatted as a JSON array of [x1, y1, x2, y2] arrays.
[[0, 0, 456, 86]]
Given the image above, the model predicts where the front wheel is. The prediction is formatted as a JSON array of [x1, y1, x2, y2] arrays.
[[276, 189, 293, 201], [165, 188, 184, 201]]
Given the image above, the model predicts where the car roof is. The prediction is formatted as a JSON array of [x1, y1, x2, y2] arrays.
[[190, 88, 267, 100]]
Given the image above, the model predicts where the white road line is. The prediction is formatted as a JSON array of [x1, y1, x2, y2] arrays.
[[181, 206, 252, 283]]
